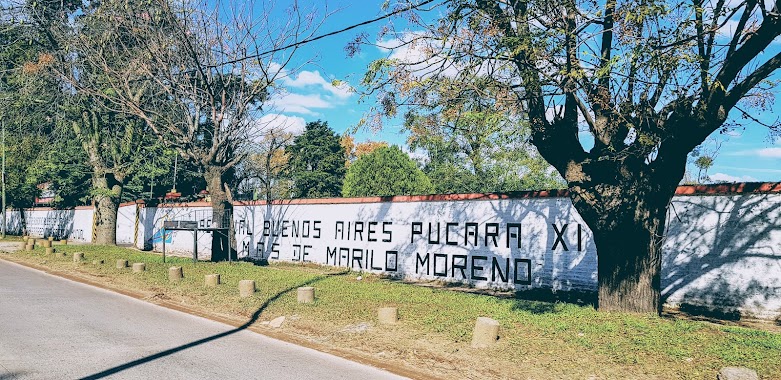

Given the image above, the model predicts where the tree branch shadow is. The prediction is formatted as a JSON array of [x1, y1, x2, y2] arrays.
[[78, 275, 326, 380], [662, 193, 781, 320]]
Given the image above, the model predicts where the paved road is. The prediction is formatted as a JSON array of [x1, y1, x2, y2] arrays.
[[0, 259, 406, 380]]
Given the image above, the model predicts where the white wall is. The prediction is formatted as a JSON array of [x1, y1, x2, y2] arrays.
[[3, 188, 780, 319]]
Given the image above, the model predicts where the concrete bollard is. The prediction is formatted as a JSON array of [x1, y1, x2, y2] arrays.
[[93, 259, 104, 265], [45, 247, 54, 255], [297, 287, 315, 303], [378, 307, 399, 325], [18, 241, 26, 250], [48, 237, 54, 242], [41, 240, 52, 248], [116, 259, 128, 269], [73, 252, 84, 262], [132, 263, 146, 272], [471, 317, 500, 348], [239, 280, 256, 298], [60, 240, 68, 245], [55, 251, 65, 258], [205, 274, 221, 287], [717, 367, 759, 380], [169, 267, 183, 282], [25, 244, 33, 252]]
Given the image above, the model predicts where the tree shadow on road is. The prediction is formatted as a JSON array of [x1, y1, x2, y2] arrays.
[[0, 372, 27, 380], [78, 276, 326, 380]]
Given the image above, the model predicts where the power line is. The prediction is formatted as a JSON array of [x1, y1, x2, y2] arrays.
[[213, 0, 439, 67]]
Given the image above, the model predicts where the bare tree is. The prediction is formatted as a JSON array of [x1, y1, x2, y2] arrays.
[[64, 0, 325, 256], [236, 126, 295, 202]]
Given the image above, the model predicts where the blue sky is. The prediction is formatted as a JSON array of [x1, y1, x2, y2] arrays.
[[261, 0, 781, 183]]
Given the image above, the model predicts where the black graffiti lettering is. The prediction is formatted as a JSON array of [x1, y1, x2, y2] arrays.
[[552, 223, 569, 251], [465, 223, 478, 246], [452, 254, 467, 279], [507, 223, 522, 249], [339, 247, 350, 266], [471, 256, 488, 281], [271, 243, 280, 260], [282, 220, 290, 237], [416, 252, 430, 275], [292, 244, 301, 261], [445, 222, 458, 245], [385, 251, 398, 272], [335, 221, 345, 240], [428, 223, 441, 244], [492, 257, 509, 282], [514, 259, 532, 285], [367, 222, 378, 242], [485, 223, 499, 247], [313, 221, 321, 238], [411, 222, 422, 243], [302, 220, 311, 238], [352, 248, 364, 269], [263, 221, 271, 237], [433, 254, 448, 277], [290, 220, 299, 237], [303, 245, 312, 262], [370, 249, 382, 270], [326, 246, 338, 265], [354, 221, 364, 241], [382, 222, 393, 242]]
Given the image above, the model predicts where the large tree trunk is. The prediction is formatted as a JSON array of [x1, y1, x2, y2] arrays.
[[565, 155, 685, 314], [92, 173, 123, 245], [592, 203, 667, 313], [204, 166, 232, 261]]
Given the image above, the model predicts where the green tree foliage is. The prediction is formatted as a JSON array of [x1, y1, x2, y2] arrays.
[[37, 128, 92, 208], [343, 145, 433, 197], [287, 121, 346, 198], [0, 19, 60, 211], [403, 79, 564, 193]]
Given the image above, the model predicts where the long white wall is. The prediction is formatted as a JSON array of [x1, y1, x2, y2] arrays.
[[3, 208, 94, 243], [3, 186, 780, 319]]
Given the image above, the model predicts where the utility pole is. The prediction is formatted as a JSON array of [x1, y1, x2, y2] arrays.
[[172, 154, 178, 193], [2, 121, 6, 239]]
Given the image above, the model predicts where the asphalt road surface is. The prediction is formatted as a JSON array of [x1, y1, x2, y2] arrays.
[[0, 259, 406, 380]]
